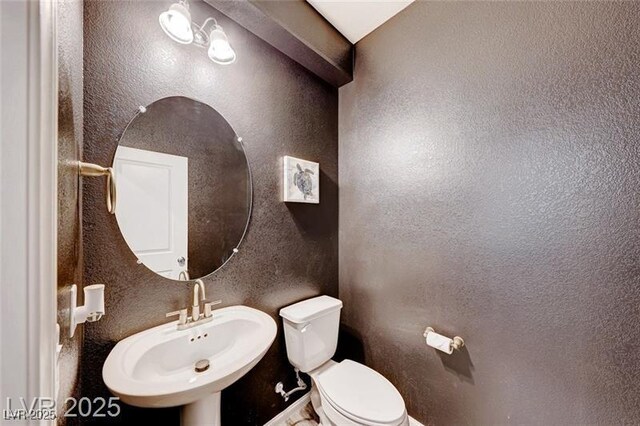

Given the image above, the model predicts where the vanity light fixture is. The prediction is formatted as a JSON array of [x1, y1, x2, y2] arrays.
[[159, 1, 237, 65]]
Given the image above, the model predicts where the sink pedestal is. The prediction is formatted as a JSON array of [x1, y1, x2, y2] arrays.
[[181, 393, 221, 426]]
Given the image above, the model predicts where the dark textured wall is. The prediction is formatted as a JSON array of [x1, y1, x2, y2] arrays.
[[339, 2, 640, 425], [57, 0, 84, 421], [82, 0, 338, 424]]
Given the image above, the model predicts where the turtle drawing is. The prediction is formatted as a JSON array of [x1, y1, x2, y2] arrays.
[[293, 163, 315, 200]]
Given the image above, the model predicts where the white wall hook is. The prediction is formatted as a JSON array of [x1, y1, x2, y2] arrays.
[[70, 284, 105, 337]]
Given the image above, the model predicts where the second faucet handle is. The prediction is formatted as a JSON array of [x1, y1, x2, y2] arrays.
[[166, 308, 188, 325], [203, 300, 222, 318]]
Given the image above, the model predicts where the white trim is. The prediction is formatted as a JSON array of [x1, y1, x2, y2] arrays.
[[263, 392, 312, 426], [408, 415, 425, 426], [0, 0, 3, 408], [32, 0, 58, 413], [0, 0, 57, 423]]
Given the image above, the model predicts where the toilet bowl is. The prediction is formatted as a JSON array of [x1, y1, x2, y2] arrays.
[[309, 360, 409, 426], [280, 296, 408, 426]]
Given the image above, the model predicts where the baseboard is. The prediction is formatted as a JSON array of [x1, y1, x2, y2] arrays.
[[264, 392, 312, 426], [409, 415, 425, 426]]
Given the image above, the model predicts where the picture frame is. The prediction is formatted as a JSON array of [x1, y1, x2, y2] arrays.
[[283, 156, 320, 204]]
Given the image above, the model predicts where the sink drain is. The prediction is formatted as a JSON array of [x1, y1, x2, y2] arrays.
[[195, 359, 210, 373]]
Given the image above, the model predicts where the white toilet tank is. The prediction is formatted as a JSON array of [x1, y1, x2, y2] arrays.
[[279, 295, 343, 373]]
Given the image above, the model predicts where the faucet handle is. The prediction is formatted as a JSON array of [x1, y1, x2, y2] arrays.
[[166, 308, 188, 325], [203, 300, 222, 318]]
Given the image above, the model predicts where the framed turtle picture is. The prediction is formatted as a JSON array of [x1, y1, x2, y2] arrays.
[[283, 156, 320, 203]]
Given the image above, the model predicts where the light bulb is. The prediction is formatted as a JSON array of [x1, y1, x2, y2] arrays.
[[159, 2, 194, 44], [207, 25, 236, 65]]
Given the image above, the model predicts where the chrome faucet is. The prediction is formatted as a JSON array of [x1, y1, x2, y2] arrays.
[[166, 279, 222, 330]]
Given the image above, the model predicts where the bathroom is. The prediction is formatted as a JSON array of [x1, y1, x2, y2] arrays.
[[1, 0, 640, 425]]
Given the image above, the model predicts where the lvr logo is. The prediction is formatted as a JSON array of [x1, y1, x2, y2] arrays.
[[3, 397, 56, 420]]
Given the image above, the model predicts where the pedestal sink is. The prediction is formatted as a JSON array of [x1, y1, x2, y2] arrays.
[[102, 305, 277, 426]]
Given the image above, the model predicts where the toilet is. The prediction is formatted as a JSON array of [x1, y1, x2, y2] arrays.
[[280, 296, 409, 426]]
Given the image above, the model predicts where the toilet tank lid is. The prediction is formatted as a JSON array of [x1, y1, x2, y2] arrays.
[[280, 295, 342, 324]]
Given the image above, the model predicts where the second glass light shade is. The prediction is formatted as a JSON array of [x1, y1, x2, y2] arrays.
[[207, 25, 236, 65]]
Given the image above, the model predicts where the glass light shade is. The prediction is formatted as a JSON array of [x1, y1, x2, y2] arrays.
[[159, 2, 194, 44], [207, 25, 236, 65]]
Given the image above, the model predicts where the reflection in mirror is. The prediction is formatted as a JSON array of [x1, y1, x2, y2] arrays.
[[113, 96, 251, 281]]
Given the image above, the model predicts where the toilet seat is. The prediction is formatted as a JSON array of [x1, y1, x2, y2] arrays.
[[315, 360, 406, 426]]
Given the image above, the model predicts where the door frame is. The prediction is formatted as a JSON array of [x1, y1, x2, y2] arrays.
[[0, 0, 58, 422]]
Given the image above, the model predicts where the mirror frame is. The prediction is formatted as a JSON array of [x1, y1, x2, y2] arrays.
[[111, 96, 253, 281]]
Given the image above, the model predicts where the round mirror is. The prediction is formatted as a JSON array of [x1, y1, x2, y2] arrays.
[[112, 96, 251, 281]]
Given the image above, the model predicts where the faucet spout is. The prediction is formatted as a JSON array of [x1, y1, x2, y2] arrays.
[[191, 279, 206, 321], [195, 279, 205, 301]]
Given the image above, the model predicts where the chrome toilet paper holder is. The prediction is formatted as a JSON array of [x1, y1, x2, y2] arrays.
[[424, 327, 465, 351]]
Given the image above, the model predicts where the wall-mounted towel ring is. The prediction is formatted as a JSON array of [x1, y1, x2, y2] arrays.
[[78, 161, 117, 214]]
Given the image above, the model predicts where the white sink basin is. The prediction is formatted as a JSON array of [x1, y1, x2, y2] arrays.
[[102, 305, 277, 425]]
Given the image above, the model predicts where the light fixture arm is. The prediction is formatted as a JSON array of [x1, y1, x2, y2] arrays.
[[192, 17, 218, 47], [198, 17, 218, 31]]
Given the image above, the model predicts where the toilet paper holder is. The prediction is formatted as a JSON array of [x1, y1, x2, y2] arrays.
[[424, 327, 465, 352]]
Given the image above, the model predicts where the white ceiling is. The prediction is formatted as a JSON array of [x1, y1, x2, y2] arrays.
[[306, 0, 415, 44]]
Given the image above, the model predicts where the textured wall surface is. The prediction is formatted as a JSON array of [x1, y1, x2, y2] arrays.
[[82, 0, 338, 424], [339, 2, 640, 425], [57, 0, 84, 421]]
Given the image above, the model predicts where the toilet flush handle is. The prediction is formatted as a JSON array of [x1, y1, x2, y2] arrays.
[[300, 323, 311, 333]]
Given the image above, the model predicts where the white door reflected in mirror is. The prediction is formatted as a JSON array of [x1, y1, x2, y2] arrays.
[[113, 146, 188, 280], [112, 96, 252, 281]]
